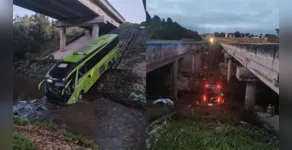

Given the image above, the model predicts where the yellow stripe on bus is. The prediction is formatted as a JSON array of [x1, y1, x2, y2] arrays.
[[90, 69, 94, 77], [38, 80, 44, 90], [61, 79, 72, 95]]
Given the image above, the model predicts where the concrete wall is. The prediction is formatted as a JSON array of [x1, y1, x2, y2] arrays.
[[146, 40, 207, 66], [221, 43, 279, 94]]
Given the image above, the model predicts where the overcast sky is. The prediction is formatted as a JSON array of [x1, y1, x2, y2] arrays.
[[13, 0, 145, 23], [147, 0, 279, 34]]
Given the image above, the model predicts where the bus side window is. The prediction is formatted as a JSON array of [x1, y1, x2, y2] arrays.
[[78, 66, 86, 80], [100, 65, 105, 75], [67, 71, 76, 90]]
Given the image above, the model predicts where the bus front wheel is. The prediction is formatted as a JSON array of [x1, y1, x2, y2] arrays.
[[78, 91, 84, 101]]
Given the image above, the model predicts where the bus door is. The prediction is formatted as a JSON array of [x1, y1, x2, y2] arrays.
[[76, 65, 87, 93], [62, 71, 77, 100]]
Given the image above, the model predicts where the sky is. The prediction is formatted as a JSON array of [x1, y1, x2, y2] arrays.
[[13, 0, 145, 23], [147, 0, 279, 35]]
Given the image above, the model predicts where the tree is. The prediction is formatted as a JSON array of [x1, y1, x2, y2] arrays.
[[13, 13, 57, 58], [259, 33, 263, 38], [166, 18, 173, 24], [146, 11, 151, 22], [152, 15, 161, 23], [214, 32, 220, 37], [220, 32, 225, 37], [147, 15, 202, 41], [234, 31, 241, 37]]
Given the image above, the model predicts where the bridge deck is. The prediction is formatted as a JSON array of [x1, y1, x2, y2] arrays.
[[222, 42, 279, 94]]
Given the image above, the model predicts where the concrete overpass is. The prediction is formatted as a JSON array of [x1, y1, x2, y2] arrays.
[[221, 42, 279, 111], [146, 40, 208, 99], [14, 0, 125, 51]]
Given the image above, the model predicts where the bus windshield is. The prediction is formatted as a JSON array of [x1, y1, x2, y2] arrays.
[[47, 61, 76, 79]]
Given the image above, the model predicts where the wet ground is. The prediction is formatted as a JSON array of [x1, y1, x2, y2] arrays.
[[13, 74, 44, 100], [14, 74, 146, 150], [53, 86, 146, 150], [14, 29, 147, 149]]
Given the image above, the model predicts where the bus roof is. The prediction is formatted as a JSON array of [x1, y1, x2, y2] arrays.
[[63, 34, 118, 63], [46, 61, 76, 80]]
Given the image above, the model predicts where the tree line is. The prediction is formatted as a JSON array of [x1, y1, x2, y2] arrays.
[[13, 13, 83, 60], [13, 14, 59, 59], [212, 30, 279, 39], [146, 11, 202, 41]]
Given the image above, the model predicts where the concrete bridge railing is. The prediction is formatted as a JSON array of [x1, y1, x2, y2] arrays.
[[146, 40, 207, 66], [222, 42, 279, 94]]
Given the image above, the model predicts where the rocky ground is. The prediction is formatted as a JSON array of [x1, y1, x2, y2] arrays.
[[13, 117, 98, 150], [97, 28, 146, 109], [14, 58, 56, 79], [13, 23, 147, 150]]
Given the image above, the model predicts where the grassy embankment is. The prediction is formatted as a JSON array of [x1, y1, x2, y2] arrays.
[[151, 117, 276, 150], [13, 117, 99, 150], [150, 41, 277, 150]]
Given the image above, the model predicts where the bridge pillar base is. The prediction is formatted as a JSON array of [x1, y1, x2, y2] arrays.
[[92, 24, 99, 40], [60, 27, 66, 52], [245, 82, 256, 112], [172, 60, 178, 99]]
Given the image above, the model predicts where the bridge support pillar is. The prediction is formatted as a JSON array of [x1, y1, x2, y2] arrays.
[[245, 82, 256, 111], [195, 52, 201, 74], [172, 59, 178, 100], [92, 24, 99, 40], [227, 59, 232, 83], [192, 54, 195, 74], [59, 27, 66, 52]]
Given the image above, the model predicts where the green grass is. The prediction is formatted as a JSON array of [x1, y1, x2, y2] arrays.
[[13, 133, 36, 150], [13, 117, 58, 131], [150, 119, 276, 150], [13, 117, 99, 150], [63, 132, 99, 150]]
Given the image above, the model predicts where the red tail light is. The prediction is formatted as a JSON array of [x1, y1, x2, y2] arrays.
[[217, 85, 221, 88], [205, 84, 209, 88], [217, 97, 221, 103], [203, 95, 206, 101]]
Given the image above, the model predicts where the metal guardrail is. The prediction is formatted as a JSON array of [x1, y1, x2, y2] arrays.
[[222, 43, 279, 94], [113, 28, 138, 68]]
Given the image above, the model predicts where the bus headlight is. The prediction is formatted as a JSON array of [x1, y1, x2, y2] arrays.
[[47, 79, 53, 83]]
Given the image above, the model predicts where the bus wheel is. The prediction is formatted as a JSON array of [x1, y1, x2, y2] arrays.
[[78, 91, 84, 101]]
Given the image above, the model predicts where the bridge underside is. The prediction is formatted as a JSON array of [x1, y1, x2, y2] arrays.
[[14, 0, 96, 20], [14, 0, 124, 28], [222, 43, 279, 94]]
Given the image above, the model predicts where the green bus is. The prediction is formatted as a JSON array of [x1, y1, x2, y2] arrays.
[[38, 34, 120, 104]]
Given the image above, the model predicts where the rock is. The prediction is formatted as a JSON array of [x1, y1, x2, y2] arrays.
[[13, 97, 50, 121], [153, 98, 174, 107]]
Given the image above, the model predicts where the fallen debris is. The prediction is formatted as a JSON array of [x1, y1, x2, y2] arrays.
[[13, 97, 54, 122], [130, 92, 146, 103]]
